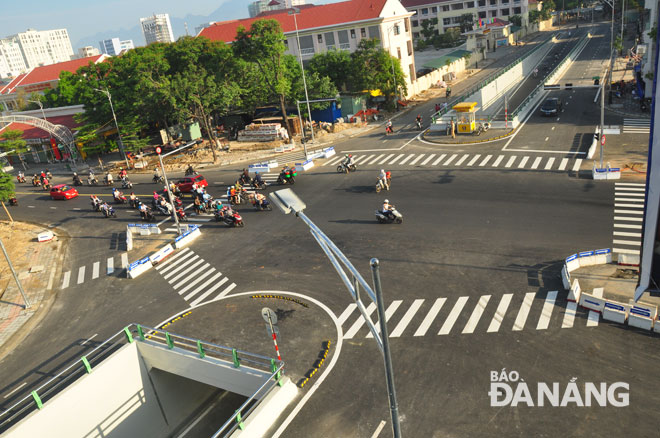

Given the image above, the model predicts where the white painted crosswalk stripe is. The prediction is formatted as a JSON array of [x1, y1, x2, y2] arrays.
[[190, 278, 229, 306], [61, 271, 71, 289], [572, 159, 583, 172], [614, 192, 645, 197], [443, 154, 458, 166], [615, 197, 644, 202], [398, 154, 416, 165], [390, 299, 424, 338], [614, 216, 643, 222], [512, 293, 535, 331], [467, 155, 481, 166], [366, 300, 402, 338], [613, 231, 642, 237], [337, 303, 358, 326], [478, 155, 492, 167], [613, 224, 642, 229], [156, 247, 191, 272], [177, 266, 215, 295], [92, 262, 99, 279], [518, 156, 530, 168], [387, 154, 404, 165], [558, 158, 568, 170], [616, 182, 646, 186], [353, 155, 372, 165], [439, 296, 469, 335], [562, 302, 577, 328], [183, 272, 223, 301], [462, 295, 491, 334], [163, 256, 201, 281], [76, 266, 85, 285], [170, 260, 207, 287], [530, 157, 542, 169], [536, 291, 557, 330], [107, 257, 114, 275], [414, 298, 445, 336], [431, 154, 447, 166], [377, 154, 395, 165], [121, 253, 128, 269], [213, 282, 237, 301], [344, 302, 376, 338], [487, 294, 513, 333], [324, 156, 343, 166], [409, 154, 426, 165], [367, 154, 383, 165], [586, 288, 603, 327], [491, 155, 504, 167], [420, 154, 436, 165], [504, 156, 517, 168], [454, 154, 470, 166], [544, 157, 555, 170]]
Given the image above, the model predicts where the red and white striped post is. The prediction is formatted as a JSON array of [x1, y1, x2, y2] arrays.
[[271, 332, 282, 361], [262, 307, 282, 361], [504, 94, 508, 129]]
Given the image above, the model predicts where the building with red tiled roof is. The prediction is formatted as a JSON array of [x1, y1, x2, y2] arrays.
[[0, 55, 108, 112], [464, 17, 514, 51], [400, 0, 528, 40], [199, 0, 419, 93]]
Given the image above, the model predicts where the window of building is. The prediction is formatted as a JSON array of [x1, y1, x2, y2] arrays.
[[467, 1, 475, 7], [361, 28, 367, 37], [392, 24, 400, 35], [513, 7, 521, 13], [368, 26, 380, 39], [325, 32, 335, 48], [478, 0, 486, 5], [337, 30, 350, 49], [409, 63, 416, 82], [299, 35, 314, 55], [397, 47, 401, 59], [431, 6, 438, 13], [407, 40, 413, 56], [443, 17, 451, 25], [443, 5, 450, 11], [318, 34, 323, 43], [489, 0, 497, 5], [412, 20, 419, 27], [350, 29, 356, 38], [478, 11, 487, 18], [421, 8, 428, 14], [451, 3, 464, 10], [413, 32, 420, 38], [404, 18, 410, 32], [501, 8, 509, 15], [490, 9, 497, 16]]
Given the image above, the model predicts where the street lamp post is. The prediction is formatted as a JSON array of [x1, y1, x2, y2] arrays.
[[289, 8, 314, 152], [94, 88, 130, 168]]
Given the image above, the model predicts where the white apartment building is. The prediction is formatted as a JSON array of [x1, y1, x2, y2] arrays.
[[202, 0, 418, 94], [248, 0, 307, 18], [140, 14, 175, 45], [119, 40, 135, 52], [99, 38, 121, 56], [77, 46, 100, 58], [402, 0, 528, 38], [0, 39, 28, 78]]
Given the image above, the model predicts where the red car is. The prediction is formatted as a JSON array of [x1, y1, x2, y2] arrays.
[[50, 184, 79, 200], [176, 175, 208, 192]]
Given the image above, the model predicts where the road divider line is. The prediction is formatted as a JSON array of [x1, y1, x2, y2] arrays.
[[438, 296, 469, 335], [462, 295, 491, 334], [512, 293, 536, 331], [77, 266, 85, 285], [92, 262, 99, 279], [366, 300, 402, 338], [487, 294, 513, 333], [390, 299, 424, 338], [344, 302, 376, 339], [536, 291, 557, 330], [414, 298, 445, 336], [562, 301, 577, 328]]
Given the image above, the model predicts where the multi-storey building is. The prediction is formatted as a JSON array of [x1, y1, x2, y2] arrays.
[[402, 0, 528, 39], [0, 39, 28, 78], [140, 14, 175, 45], [99, 38, 121, 56], [119, 40, 135, 52], [248, 0, 308, 18], [76, 46, 100, 58], [201, 0, 417, 93]]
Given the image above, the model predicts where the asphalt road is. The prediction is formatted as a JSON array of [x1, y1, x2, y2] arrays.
[[1, 20, 656, 437]]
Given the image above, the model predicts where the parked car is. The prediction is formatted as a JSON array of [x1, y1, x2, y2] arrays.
[[176, 175, 208, 192], [50, 184, 79, 200], [540, 98, 563, 116]]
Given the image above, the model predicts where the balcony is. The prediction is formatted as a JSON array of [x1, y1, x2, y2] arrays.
[[339, 43, 351, 50], [300, 48, 315, 56]]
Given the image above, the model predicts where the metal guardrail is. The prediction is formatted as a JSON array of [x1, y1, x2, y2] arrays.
[[431, 34, 554, 122], [0, 323, 283, 435], [510, 34, 590, 119]]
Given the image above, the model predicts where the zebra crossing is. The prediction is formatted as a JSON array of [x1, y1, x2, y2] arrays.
[[322, 152, 582, 173], [154, 247, 236, 306], [338, 290, 598, 339], [623, 118, 650, 134], [612, 182, 645, 256], [61, 253, 129, 289]]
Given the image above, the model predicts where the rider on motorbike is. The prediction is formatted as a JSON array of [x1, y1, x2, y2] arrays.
[[379, 169, 390, 191], [73, 172, 82, 185], [253, 172, 264, 187], [239, 168, 250, 185], [118, 168, 127, 180], [416, 114, 422, 125], [382, 199, 395, 220], [343, 154, 355, 168], [105, 172, 113, 185], [185, 164, 195, 176], [253, 192, 266, 209], [386, 120, 393, 134]]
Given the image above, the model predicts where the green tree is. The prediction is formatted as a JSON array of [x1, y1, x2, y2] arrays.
[[541, 0, 555, 20], [283, 55, 337, 111], [529, 10, 542, 24], [349, 39, 407, 106], [509, 14, 522, 27], [420, 19, 437, 42], [459, 13, 475, 33], [0, 172, 16, 205], [234, 19, 292, 138], [0, 129, 29, 169], [307, 49, 352, 92]]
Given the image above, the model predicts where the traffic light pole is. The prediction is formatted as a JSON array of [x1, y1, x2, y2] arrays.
[[157, 151, 181, 235]]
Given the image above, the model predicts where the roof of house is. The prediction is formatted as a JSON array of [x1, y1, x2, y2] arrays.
[[422, 49, 471, 69], [0, 55, 106, 95], [400, 0, 445, 7], [199, 0, 388, 42], [0, 115, 80, 140]]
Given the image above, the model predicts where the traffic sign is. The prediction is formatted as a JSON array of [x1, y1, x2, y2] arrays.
[[155, 146, 162, 155], [261, 307, 277, 324], [601, 135, 606, 146]]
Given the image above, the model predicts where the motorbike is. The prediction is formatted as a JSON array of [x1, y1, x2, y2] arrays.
[[42, 180, 51, 190], [251, 178, 267, 190], [185, 166, 195, 176], [91, 200, 101, 212], [46, 171, 52, 180], [87, 175, 99, 186], [73, 176, 83, 186], [176, 207, 188, 221], [152, 175, 164, 184], [337, 162, 357, 174], [252, 198, 272, 211], [155, 204, 172, 216], [277, 169, 296, 185], [375, 178, 391, 193], [239, 174, 251, 185], [375, 207, 403, 224], [32, 176, 40, 186], [141, 208, 156, 222], [113, 194, 127, 204], [9, 197, 18, 206], [473, 122, 491, 136], [104, 175, 114, 186], [385, 125, 394, 135], [445, 88, 451, 98], [121, 178, 133, 189], [129, 197, 140, 209], [223, 212, 244, 227], [230, 188, 249, 206], [16, 174, 26, 183], [101, 206, 117, 218], [415, 119, 422, 130]]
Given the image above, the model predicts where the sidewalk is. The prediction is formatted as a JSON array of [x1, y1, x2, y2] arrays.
[[0, 222, 67, 360]]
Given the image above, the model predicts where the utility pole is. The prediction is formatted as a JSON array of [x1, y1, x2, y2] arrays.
[[289, 8, 314, 148], [156, 147, 181, 235], [0, 238, 30, 309]]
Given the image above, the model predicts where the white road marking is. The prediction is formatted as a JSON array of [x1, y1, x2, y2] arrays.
[[409, 154, 426, 165], [614, 216, 643, 222], [92, 262, 99, 279], [183, 272, 223, 301], [211, 282, 237, 301], [390, 299, 424, 338], [414, 298, 445, 336], [536, 291, 557, 330], [615, 203, 646, 208], [613, 231, 642, 237], [189, 277, 229, 305], [344, 302, 377, 338], [462, 295, 491, 334], [443, 154, 458, 166], [544, 157, 556, 170], [613, 248, 641, 254], [504, 156, 517, 168], [171, 261, 209, 288], [587, 288, 603, 327], [613, 224, 642, 229], [615, 197, 645, 202], [572, 158, 583, 172], [3, 382, 27, 399], [518, 156, 530, 168], [121, 253, 128, 269], [371, 420, 387, 438], [562, 302, 577, 328], [478, 155, 492, 167], [487, 294, 513, 333], [377, 154, 395, 165], [81, 333, 98, 345], [61, 271, 70, 289], [466, 154, 481, 166], [512, 293, 536, 331], [366, 300, 402, 338], [398, 154, 416, 165], [366, 154, 383, 165], [545, 137, 549, 141], [454, 154, 470, 166], [491, 155, 505, 167], [177, 267, 216, 295], [387, 154, 404, 165], [337, 303, 358, 326], [156, 247, 191, 271], [431, 154, 447, 166], [163, 256, 202, 281], [107, 258, 114, 275], [613, 239, 641, 246], [558, 158, 569, 170], [420, 154, 436, 165], [77, 266, 85, 284], [530, 157, 543, 169], [438, 296, 469, 335]]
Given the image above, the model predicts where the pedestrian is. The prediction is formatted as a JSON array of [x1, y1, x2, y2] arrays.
[[450, 120, 456, 139], [435, 103, 440, 112]]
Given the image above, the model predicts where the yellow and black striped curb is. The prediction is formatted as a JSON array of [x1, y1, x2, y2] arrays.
[[298, 340, 332, 388], [251, 294, 309, 308], [421, 126, 517, 145]]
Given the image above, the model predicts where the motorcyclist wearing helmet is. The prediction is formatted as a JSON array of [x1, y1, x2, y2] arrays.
[[379, 169, 390, 191], [343, 154, 355, 168], [382, 199, 394, 220]]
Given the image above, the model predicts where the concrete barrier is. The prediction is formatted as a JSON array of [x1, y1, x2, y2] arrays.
[[653, 321, 660, 334], [627, 302, 657, 331], [174, 226, 201, 249], [602, 300, 630, 324], [587, 129, 599, 159], [593, 248, 612, 265], [565, 253, 580, 273], [294, 159, 315, 172], [592, 163, 621, 180], [561, 264, 571, 290], [128, 224, 161, 235], [127, 257, 152, 279], [126, 226, 133, 251], [617, 253, 640, 266], [323, 147, 336, 158], [578, 250, 596, 267], [579, 291, 605, 313], [38, 230, 54, 242], [149, 244, 174, 265], [568, 278, 582, 303]]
